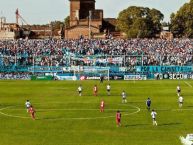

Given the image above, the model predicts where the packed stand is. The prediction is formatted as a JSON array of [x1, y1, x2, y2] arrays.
[[0, 38, 192, 69]]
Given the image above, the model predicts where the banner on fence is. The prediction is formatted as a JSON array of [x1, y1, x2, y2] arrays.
[[124, 75, 147, 80], [55, 75, 77, 80], [136, 66, 192, 73], [28, 66, 64, 73], [31, 75, 53, 80], [161, 73, 192, 80]]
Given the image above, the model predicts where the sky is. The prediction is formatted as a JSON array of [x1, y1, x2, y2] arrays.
[[0, 0, 190, 25]]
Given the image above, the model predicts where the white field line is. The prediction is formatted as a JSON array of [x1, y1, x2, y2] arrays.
[[1, 105, 193, 121], [184, 81, 193, 88], [172, 108, 193, 111], [52, 88, 68, 90], [2, 106, 193, 112], [0, 106, 12, 111], [0, 106, 30, 119], [0, 105, 141, 120], [2, 108, 136, 111], [0, 111, 30, 119]]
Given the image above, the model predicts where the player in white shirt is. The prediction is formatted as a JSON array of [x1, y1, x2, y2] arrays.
[[121, 90, 127, 103], [176, 85, 181, 96], [106, 84, 111, 96], [151, 109, 157, 126], [77, 85, 82, 96], [178, 96, 184, 108], [25, 100, 31, 112]]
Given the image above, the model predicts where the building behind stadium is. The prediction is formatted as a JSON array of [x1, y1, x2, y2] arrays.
[[0, 0, 173, 39], [0, 0, 120, 39], [64, 0, 118, 39]]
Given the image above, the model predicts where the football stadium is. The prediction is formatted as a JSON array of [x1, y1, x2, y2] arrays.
[[0, 0, 193, 145]]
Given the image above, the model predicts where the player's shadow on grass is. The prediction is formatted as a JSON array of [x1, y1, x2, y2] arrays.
[[158, 122, 182, 126], [124, 124, 148, 127]]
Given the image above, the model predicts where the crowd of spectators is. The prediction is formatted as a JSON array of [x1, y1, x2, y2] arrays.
[[0, 38, 192, 68]]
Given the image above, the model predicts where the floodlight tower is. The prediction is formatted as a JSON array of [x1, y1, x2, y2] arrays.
[[15, 8, 19, 25]]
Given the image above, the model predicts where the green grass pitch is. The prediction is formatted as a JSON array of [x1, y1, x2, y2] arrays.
[[0, 80, 193, 145]]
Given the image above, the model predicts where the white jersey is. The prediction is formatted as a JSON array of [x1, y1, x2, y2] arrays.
[[107, 85, 111, 90], [179, 96, 183, 103], [151, 111, 157, 119], [25, 101, 31, 108], [122, 92, 126, 99], [78, 86, 82, 92], [177, 86, 181, 91]]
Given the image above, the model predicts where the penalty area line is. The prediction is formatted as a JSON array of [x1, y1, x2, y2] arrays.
[[172, 108, 193, 111], [184, 81, 192, 88]]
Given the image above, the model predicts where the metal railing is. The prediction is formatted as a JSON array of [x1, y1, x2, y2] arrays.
[[0, 54, 192, 72]]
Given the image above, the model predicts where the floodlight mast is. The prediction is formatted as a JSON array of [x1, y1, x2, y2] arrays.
[[15, 8, 30, 26]]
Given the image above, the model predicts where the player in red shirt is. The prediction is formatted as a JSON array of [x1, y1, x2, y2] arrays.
[[28, 105, 36, 120], [116, 110, 121, 127], [93, 85, 98, 96], [100, 100, 105, 112]]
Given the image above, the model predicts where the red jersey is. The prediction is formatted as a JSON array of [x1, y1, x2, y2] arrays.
[[29, 107, 35, 114], [116, 112, 121, 120], [93, 86, 97, 92], [101, 101, 104, 107]]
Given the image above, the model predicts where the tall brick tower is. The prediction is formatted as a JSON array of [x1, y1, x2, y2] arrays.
[[66, 0, 103, 39], [70, 0, 95, 24]]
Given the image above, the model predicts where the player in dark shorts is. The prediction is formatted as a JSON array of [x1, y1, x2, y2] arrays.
[[176, 85, 181, 96], [146, 98, 151, 111]]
